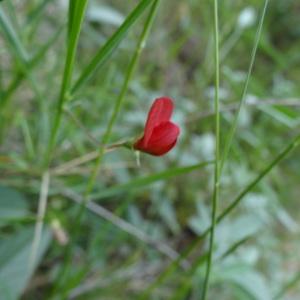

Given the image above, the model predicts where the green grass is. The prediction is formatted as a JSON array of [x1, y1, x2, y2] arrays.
[[201, 0, 220, 298], [0, 0, 300, 299]]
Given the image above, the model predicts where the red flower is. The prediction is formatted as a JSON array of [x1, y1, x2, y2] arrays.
[[134, 97, 180, 156]]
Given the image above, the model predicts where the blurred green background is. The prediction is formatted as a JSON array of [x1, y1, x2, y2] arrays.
[[0, 0, 300, 299]]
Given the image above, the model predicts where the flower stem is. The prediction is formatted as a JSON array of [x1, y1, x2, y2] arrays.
[[44, 0, 88, 168], [81, 0, 160, 219], [201, 0, 220, 299], [52, 1, 161, 296], [220, 0, 269, 173]]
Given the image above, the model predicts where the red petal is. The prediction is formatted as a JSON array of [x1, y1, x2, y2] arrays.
[[143, 97, 174, 146], [135, 121, 180, 156]]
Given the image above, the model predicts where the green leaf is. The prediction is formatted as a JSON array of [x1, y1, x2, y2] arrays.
[[0, 5, 54, 119], [0, 186, 28, 224], [91, 161, 213, 200], [1, 24, 63, 110], [258, 105, 300, 128], [0, 7, 28, 62], [0, 226, 52, 300], [71, 0, 154, 94], [45, 0, 88, 166], [220, 0, 269, 172]]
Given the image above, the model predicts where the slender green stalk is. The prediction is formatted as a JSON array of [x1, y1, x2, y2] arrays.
[[25, 0, 53, 39], [52, 2, 160, 296], [20, 117, 36, 160], [70, 0, 154, 95], [141, 132, 300, 298], [0, 10, 43, 105], [26, 3, 88, 297], [216, 133, 300, 225], [44, 0, 88, 168], [0, 8, 28, 61], [219, 236, 250, 260], [141, 2, 270, 296], [68, 1, 76, 41], [0, 25, 63, 111], [29, 171, 50, 270], [81, 0, 160, 218], [201, 1, 220, 298], [170, 253, 209, 300], [0, 26, 63, 145], [0, 5, 60, 160], [0, 7, 43, 107], [220, 0, 269, 172], [170, 237, 250, 300], [31, 24, 65, 65], [90, 160, 214, 200]]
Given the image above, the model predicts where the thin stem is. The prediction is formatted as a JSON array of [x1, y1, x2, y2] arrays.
[[52, 1, 160, 295], [138, 133, 300, 299], [186, 97, 300, 123], [63, 107, 99, 146], [50, 142, 128, 175], [70, 0, 154, 95], [216, 133, 300, 225], [169, 237, 251, 300], [0, 24, 63, 114], [29, 3, 88, 294], [81, 0, 160, 220], [201, 1, 220, 299], [220, 0, 269, 173], [44, 0, 88, 168], [29, 171, 50, 270]]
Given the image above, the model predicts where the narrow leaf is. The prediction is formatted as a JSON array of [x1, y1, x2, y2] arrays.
[[71, 0, 153, 94], [91, 161, 213, 200]]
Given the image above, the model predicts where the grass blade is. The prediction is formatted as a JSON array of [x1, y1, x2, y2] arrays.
[[220, 0, 269, 172], [140, 132, 300, 298], [216, 133, 300, 225], [0, 24, 64, 110], [83, 0, 160, 206], [0, 5, 52, 142], [91, 161, 213, 201], [29, 172, 50, 269], [51, 2, 160, 296], [201, 0, 220, 298], [45, 0, 88, 166], [68, 1, 76, 41], [170, 236, 251, 300], [0, 7, 28, 62], [25, 0, 53, 38], [71, 0, 154, 94]]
